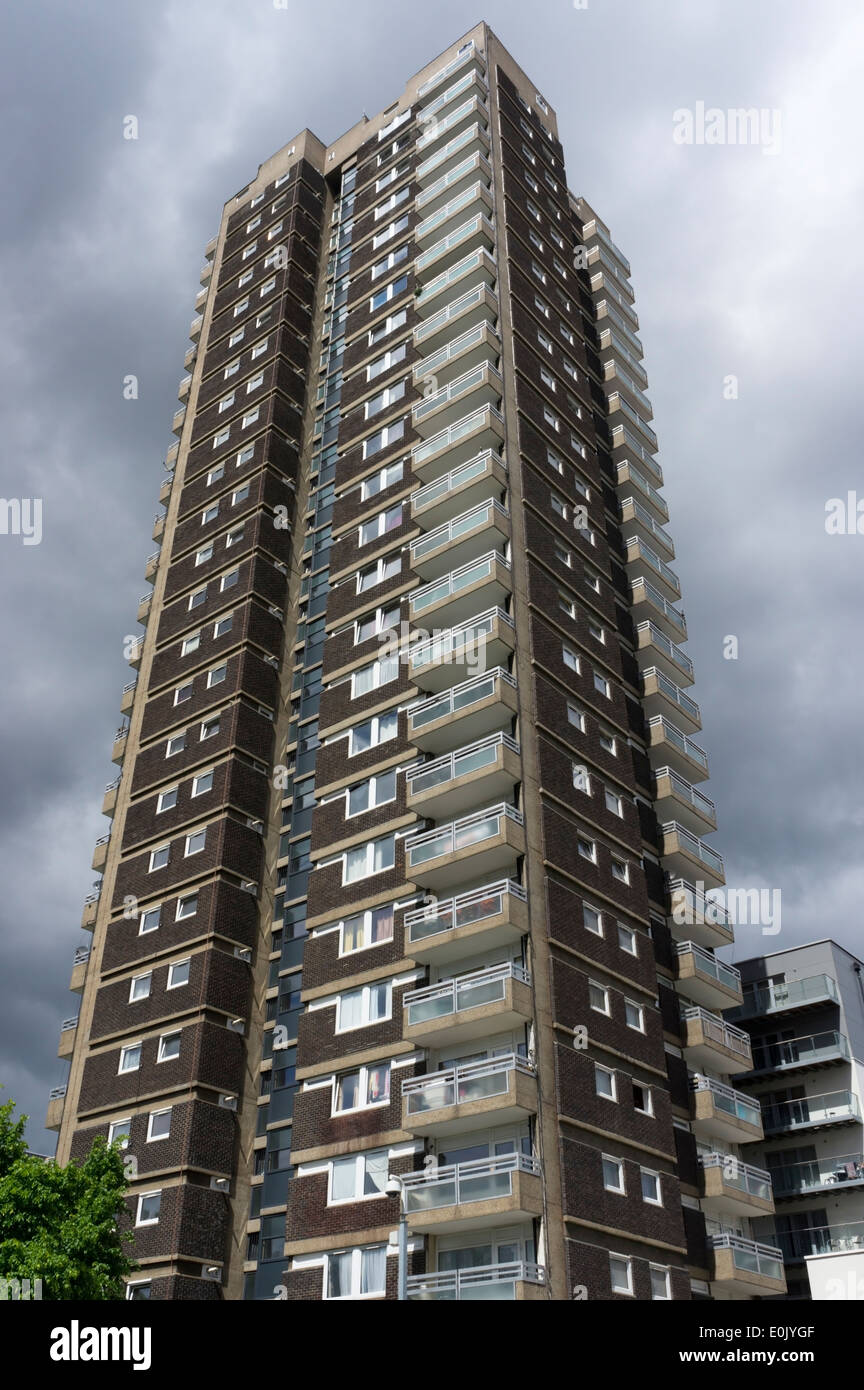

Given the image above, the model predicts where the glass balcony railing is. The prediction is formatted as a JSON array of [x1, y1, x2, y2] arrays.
[[648, 717, 708, 770], [405, 732, 519, 800], [762, 1090, 860, 1135], [410, 552, 510, 618], [419, 68, 486, 124], [772, 1221, 864, 1263], [750, 1030, 850, 1074], [769, 1151, 864, 1197], [676, 941, 740, 992], [412, 362, 502, 426], [590, 245, 634, 300], [404, 962, 530, 1027], [607, 364, 652, 417], [682, 1007, 751, 1060], [730, 974, 840, 1020], [417, 43, 483, 101], [583, 217, 631, 275], [711, 1234, 784, 1281], [668, 878, 733, 930], [591, 277, 639, 330], [621, 498, 673, 554], [411, 450, 503, 513], [663, 823, 724, 878], [405, 800, 523, 869], [416, 153, 491, 212], [416, 96, 490, 153], [415, 277, 496, 335], [408, 668, 516, 733], [402, 1052, 534, 1117], [415, 213, 495, 276], [402, 1152, 541, 1216], [642, 671, 700, 724], [415, 182, 490, 242], [699, 1153, 772, 1202], [600, 327, 647, 385], [412, 406, 504, 470], [637, 622, 693, 679], [412, 324, 499, 385], [631, 578, 685, 635], [615, 460, 668, 519], [416, 123, 490, 183], [691, 1075, 761, 1128], [608, 393, 657, 449], [628, 538, 680, 594], [411, 499, 509, 562], [407, 1261, 546, 1301], [656, 768, 715, 820], [408, 606, 513, 671], [404, 878, 526, 948], [595, 299, 643, 355], [611, 425, 662, 482]]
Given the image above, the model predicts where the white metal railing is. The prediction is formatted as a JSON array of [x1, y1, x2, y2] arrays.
[[416, 152, 491, 212], [416, 123, 490, 183], [412, 362, 502, 426], [676, 941, 740, 992], [411, 450, 503, 513], [73, 946, 91, 966], [409, 606, 513, 670], [407, 1261, 545, 1300], [621, 498, 673, 553], [699, 1153, 772, 1201], [615, 460, 667, 518], [415, 214, 495, 276], [691, 1074, 761, 1128], [411, 499, 509, 561], [409, 669, 516, 732], [412, 406, 504, 468], [410, 552, 510, 618], [60, 1016, 79, 1032], [627, 538, 680, 592], [711, 1234, 783, 1281], [417, 42, 482, 101], [642, 670, 700, 723], [648, 716, 707, 768], [667, 878, 732, 930], [655, 767, 715, 819], [406, 732, 520, 799], [104, 775, 121, 793], [415, 275, 496, 331], [402, 1152, 540, 1213], [412, 324, 499, 385], [402, 1051, 534, 1114], [663, 824, 724, 877], [404, 962, 530, 1026], [405, 801, 523, 867], [405, 878, 526, 946], [631, 578, 685, 633], [49, 1085, 67, 1101], [682, 1006, 751, 1057], [417, 97, 489, 152], [416, 182, 490, 242], [637, 622, 692, 676]]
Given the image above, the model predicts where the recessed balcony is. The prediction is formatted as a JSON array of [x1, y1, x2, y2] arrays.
[[615, 460, 668, 524], [411, 362, 502, 439], [681, 1006, 752, 1074], [415, 95, 490, 160], [762, 1089, 861, 1137], [405, 800, 525, 890], [45, 1085, 67, 1133], [102, 775, 121, 817], [407, 1260, 546, 1301], [415, 269, 497, 335], [411, 450, 507, 531], [403, 962, 533, 1047], [405, 732, 521, 820], [744, 1030, 851, 1079], [408, 668, 517, 754], [410, 552, 512, 632], [699, 1154, 775, 1219], [770, 1150, 864, 1200], [675, 941, 741, 1009], [111, 724, 129, 764], [136, 591, 153, 625], [418, 65, 488, 127], [689, 1075, 763, 1145], [647, 716, 708, 782], [57, 1017, 78, 1059], [666, 879, 734, 951], [414, 212, 495, 281], [402, 1153, 542, 1234], [405, 879, 528, 965], [710, 1235, 786, 1297], [410, 500, 510, 578], [416, 121, 492, 188], [402, 1052, 537, 1136], [415, 151, 493, 219], [412, 406, 505, 484], [619, 498, 674, 560], [728, 973, 840, 1022], [631, 578, 686, 643], [636, 621, 693, 686], [653, 767, 716, 835], [409, 607, 515, 691], [416, 44, 487, 105], [773, 1221, 864, 1265], [625, 537, 680, 602], [641, 670, 701, 734], [661, 823, 725, 888], [415, 182, 493, 250], [69, 945, 91, 994], [91, 834, 110, 873], [412, 324, 500, 396]]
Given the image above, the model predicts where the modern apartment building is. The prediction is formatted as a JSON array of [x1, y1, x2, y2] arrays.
[[724, 940, 864, 1300], [47, 22, 786, 1302]]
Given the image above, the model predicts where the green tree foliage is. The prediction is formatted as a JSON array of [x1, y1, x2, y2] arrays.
[[0, 1093, 136, 1299]]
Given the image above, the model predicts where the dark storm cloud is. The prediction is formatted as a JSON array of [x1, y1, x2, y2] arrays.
[[1, 0, 861, 1147]]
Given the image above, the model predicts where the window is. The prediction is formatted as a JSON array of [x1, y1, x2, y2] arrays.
[[246, 215, 261, 232], [232, 300, 248, 319], [595, 1064, 616, 1101], [139, 906, 161, 935], [251, 337, 268, 359], [195, 544, 213, 567], [168, 960, 191, 990], [577, 837, 596, 863], [599, 730, 617, 756], [625, 1000, 645, 1032], [365, 381, 406, 419], [108, 1119, 131, 1148], [218, 393, 235, 414], [184, 828, 207, 856], [605, 787, 623, 817], [602, 1156, 625, 1194], [534, 294, 549, 318], [559, 594, 576, 620], [650, 1266, 671, 1300], [357, 553, 401, 592], [188, 586, 207, 610], [371, 245, 409, 281], [367, 346, 407, 383], [351, 655, 398, 699], [229, 328, 245, 347], [333, 1063, 390, 1113], [206, 464, 224, 486], [149, 844, 170, 872], [618, 923, 637, 955], [593, 671, 611, 697], [363, 419, 405, 459], [374, 185, 410, 220], [589, 622, 606, 644], [641, 1169, 661, 1205], [540, 365, 556, 391], [259, 277, 276, 297], [192, 771, 213, 797], [129, 972, 152, 1003], [543, 405, 560, 431], [176, 893, 198, 920], [583, 903, 603, 935], [589, 981, 610, 1015], [325, 1245, 387, 1300], [368, 309, 407, 346], [348, 710, 398, 756], [347, 768, 397, 816], [157, 787, 178, 813], [584, 567, 600, 592], [611, 856, 630, 884], [207, 663, 227, 688], [356, 605, 399, 643], [329, 1150, 389, 1203], [220, 570, 239, 592], [370, 275, 408, 313], [360, 503, 402, 546], [343, 834, 395, 884], [339, 904, 394, 955], [562, 645, 580, 673], [181, 634, 201, 659], [337, 981, 391, 1031], [373, 214, 409, 251], [241, 408, 259, 428], [237, 444, 255, 465], [632, 1082, 653, 1115], [241, 241, 257, 260], [537, 328, 552, 352], [610, 1255, 633, 1295], [526, 198, 542, 222], [547, 446, 563, 474], [173, 683, 193, 706], [166, 733, 185, 757], [567, 701, 586, 733], [158, 1032, 181, 1062], [522, 142, 537, 165], [147, 1109, 172, 1142], [136, 1192, 161, 1227], [555, 543, 572, 568], [119, 1044, 141, 1074], [213, 615, 233, 638]]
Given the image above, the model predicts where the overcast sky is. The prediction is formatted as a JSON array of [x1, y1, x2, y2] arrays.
[[1, 0, 862, 1151]]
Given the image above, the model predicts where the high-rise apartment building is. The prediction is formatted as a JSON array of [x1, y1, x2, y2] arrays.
[[724, 940, 864, 1300], [47, 23, 787, 1303]]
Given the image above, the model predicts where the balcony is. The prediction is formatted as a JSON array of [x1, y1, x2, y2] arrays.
[[419, 65, 488, 126], [126, 637, 144, 671], [762, 1089, 861, 1137], [405, 801, 524, 890], [69, 946, 91, 994], [415, 270, 497, 337], [416, 122, 492, 188], [194, 286, 208, 313], [728, 973, 840, 1022], [152, 512, 166, 542], [402, 1153, 542, 1234], [415, 151, 493, 219], [774, 1220, 864, 1264], [605, 362, 653, 419], [190, 314, 203, 341], [45, 1085, 67, 1133], [405, 879, 528, 965], [689, 1075, 763, 1144], [647, 716, 708, 783], [416, 96, 490, 160], [199, 261, 212, 286], [408, 668, 517, 754], [120, 679, 137, 716], [91, 834, 110, 873], [409, 607, 515, 691], [407, 1260, 546, 1301], [402, 1053, 537, 1136], [144, 550, 160, 582], [406, 732, 521, 821], [625, 537, 680, 602], [608, 394, 657, 452], [641, 669, 701, 734], [770, 1151, 864, 1200], [57, 1017, 78, 1059], [615, 459, 668, 523], [653, 767, 716, 836], [411, 450, 507, 531], [661, 824, 725, 888], [710, 1235, 786, 1297], [666, 879, 734, 951], [81, 889, 101, 930], [415, 182, 493, 250], [611, 429, 662, 489], [587, 246, 634, 306], [589, 275, 639, 330], [136, 591, 152, 625], [599, 326, 647, 385], [583, 217, 631, 275], [619, 497, 673, 559], [699, 1154, 775, 1219], [676, 942, 741, 1010], [745, 1030, 850, 1079], [411, 362, 502, 439], [595, 298, 643, 354], [631, 578, 686, 643], [417, 43, 486, 104], [409, 499, 510, 578], [102, 775, 121, 817], [636, 622, 693, 686], [412, 406, 505, 484], [111, 724, 129, 765], [184, 344, 197, 371], [410, 552, 512, 631], [403, 962, 532, 1047], [681, 1006, 752, 1075], [414, 213, 495, 281], [159, 473, 174, 505], [412, 323, 500, 394]]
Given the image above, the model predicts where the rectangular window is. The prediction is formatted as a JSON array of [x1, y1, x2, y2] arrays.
[[166, 733, 185, 757], [595, 1064, 617, 1101], [149, 845, 170, 872], [363, 419, 405, 459], [618, 923, 637, 955], [347, 768, 397, 816], [610, 1255, 633, 1295], [229, 328, 244, 347], [129, 972, 152, 1002], [188, 586, 207, 610], [220, 570, 239, 592], [119, 1044, 141, 1073], [168, 960, 191, 990], [633, 1083, 653, 1115], [213, 615, 233, 638], [195, 545, 213, 567], [593, 672, 611, 697], [611, 856, 630, 884], [583, 903, 603, 935], [562, 645, 579, 673], [357, 554, 401, 592], [602, 1156, 625, 1194], [370, 275, 408, 313], [207, 664, 227, 688], [604, 787, 622, 817], [333, 1063, 390, 1114], [147, 1109, 172, 1142], [348, 710, 398, 756], [173, 683, 193, 706], [351, 655, 398, 699], [184, 828, 207, 856], [176, 893, 198, 920], [139, 906, 161, 935], [192, 771, 213, 797], [589, 981, 610, 1015], [108, 1119, 131, 1148], [368, 309, 408, 345], [241, 408, 259, 428], [343, 834, 395, 884], [577, 837, 596, 863], [337, 981, 392, 1032], [157, 787, 178, 813], [206, 464, 224, 486], [158, 1032, 181, 1063], [650, 1267, 671, 1301], [360, 502, 402, 546], [365, 381, 406, 420], [625, 1000, 645, 1032], [329, 1150, 389, 1203], [136, 1192, 162, 1227], [325, 1245, 387, 1300], [237, 444, 255, 465], [232, 485, 250, 505], [218, 393, 235, 414], [339, 904, 395, 955], [367, 346, 407, 383], [641, 1169, 662, 1204], [202, 504, 219, 525]]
